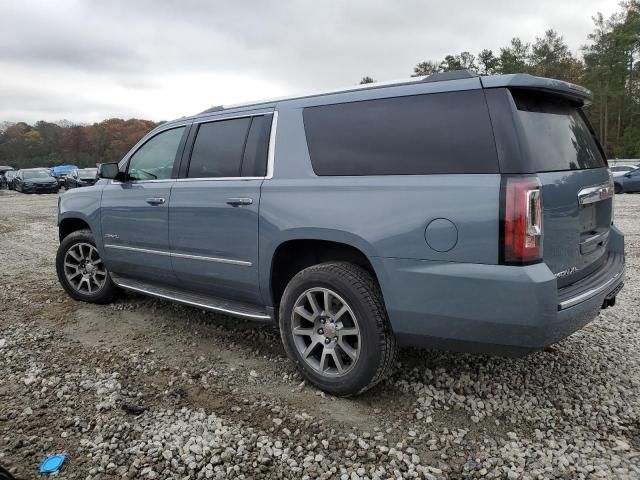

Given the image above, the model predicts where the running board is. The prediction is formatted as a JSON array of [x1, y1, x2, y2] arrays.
[[110, 275, 272, 321]]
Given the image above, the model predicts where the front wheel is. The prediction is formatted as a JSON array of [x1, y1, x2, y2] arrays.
[[56, 229, 117, 304], [279, 262, 396, 396]]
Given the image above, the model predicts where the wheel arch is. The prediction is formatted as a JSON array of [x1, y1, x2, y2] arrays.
[[58, 216, 92, 242], [268, 236, 386, 309]]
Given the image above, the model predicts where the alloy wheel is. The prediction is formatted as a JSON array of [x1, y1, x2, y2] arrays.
[[63, 242, 107, 294], [291, 287, 361, 377]]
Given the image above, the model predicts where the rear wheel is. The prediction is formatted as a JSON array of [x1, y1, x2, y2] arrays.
[[279, 262, 396, 396], [614, 183, 623, 194], [56, 229, 117, 304]]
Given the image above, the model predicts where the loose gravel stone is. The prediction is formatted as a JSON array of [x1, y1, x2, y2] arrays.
[[0, 189, 639, 479]]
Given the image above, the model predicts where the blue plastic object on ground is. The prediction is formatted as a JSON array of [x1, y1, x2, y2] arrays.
[[39, 455, 65, 474]]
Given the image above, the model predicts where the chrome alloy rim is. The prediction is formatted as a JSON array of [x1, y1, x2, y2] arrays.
[[291, 287, 361, 377], [63, 242, 107, 294]]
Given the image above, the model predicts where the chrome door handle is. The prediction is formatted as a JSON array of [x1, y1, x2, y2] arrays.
[[146, 197, 166, 205], [226, 197, 253, 207]]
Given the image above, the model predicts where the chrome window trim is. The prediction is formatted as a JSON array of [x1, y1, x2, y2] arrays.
[[179, 110, 277, 181], [112, 179, 175, 185], [266, 111, 278, 179], [193, 111, 271, 125], [104, 243, 252, 266], [111, 110, 278, 184], [176, 177, 264, 183]]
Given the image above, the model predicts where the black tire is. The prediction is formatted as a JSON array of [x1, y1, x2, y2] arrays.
[[614, 183, 623, 194], [279, 262, 396, 396], [56, 229, 117, 304]]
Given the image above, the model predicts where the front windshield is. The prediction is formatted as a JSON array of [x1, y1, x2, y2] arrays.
[[23, 170, 51, 179], [78, 168, 97, 176]]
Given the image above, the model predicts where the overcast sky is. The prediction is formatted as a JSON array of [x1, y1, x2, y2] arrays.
[[0, 0, 620, 124]]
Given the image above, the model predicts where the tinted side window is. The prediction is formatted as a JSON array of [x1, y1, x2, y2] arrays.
[[188, 118, 251, 178], [241, 115, 271, 177], [303, 91, 498, 176], [128, 127, 185, 181]]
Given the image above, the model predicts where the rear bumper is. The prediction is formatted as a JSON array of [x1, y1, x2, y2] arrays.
[[377, 226, 625, 354]]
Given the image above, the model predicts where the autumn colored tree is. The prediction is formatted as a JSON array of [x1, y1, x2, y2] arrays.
[[0, 119, 158, 169]]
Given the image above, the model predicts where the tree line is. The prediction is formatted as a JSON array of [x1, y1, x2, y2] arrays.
[[0, 119, 158, 169], [2, 1, 639, 170]]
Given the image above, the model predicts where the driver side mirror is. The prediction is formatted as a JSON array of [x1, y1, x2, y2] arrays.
[[624, 172, 632, 178], [97, 163, 122, 180]]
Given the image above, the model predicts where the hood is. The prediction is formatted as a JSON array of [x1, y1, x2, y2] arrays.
[[25, 177, 56, 184]]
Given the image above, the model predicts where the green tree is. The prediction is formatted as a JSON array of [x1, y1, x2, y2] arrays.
[[582, 1, 640, 156], [478, 49, 499, 75], [412, 60, 440, 76], [359, 76, 375, 84], [498, 38, 530, 73], [529, 29, 583, 82]]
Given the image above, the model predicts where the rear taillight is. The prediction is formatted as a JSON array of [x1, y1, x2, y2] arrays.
[[501, 176, 543, 265]]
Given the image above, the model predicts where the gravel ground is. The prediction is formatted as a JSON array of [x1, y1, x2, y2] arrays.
[[0, 189, 638, 479]]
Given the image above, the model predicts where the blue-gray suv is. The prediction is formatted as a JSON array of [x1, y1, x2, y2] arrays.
[[56, 71, 625, 396]]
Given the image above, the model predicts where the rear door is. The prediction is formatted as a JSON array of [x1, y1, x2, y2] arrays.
[[169, 112, 273, 304], [510, 91, 611, 287]]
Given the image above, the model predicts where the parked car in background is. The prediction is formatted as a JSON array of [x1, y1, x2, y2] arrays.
[[3, 170, 17, 190], [49, 165, 79, 189], [610, 165, 638, 178], [14, 168, 59, 194], [56, 71, 624, 396], [614, 167, 640, 193], [64, 168, 98, 189], [0, 166, 14, 189]]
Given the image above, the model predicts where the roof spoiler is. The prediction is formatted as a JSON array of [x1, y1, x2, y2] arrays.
[[480, 73, 592, 106]]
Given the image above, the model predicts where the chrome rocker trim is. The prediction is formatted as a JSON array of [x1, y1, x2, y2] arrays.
[[104, 244, 252, 266]]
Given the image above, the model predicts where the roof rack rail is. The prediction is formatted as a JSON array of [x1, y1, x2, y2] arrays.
[[200, 105, 225, 114], [423, 69, 478, 83]]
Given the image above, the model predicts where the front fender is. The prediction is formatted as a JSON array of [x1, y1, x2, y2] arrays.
[[58, 186, 104, 251]]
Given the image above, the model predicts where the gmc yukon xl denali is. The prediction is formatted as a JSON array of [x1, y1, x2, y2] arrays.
[[56, 71, 625, 396]]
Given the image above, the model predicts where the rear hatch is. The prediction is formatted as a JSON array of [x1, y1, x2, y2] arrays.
[[510, 90, 612, 287]]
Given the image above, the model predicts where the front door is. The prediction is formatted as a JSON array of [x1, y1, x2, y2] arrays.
[[101, 125, 187, 284], [169, 113, 272, 304]]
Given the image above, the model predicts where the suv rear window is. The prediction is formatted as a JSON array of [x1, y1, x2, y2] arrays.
[[512, 91, 606, 172], [303, 90, 498, 176]]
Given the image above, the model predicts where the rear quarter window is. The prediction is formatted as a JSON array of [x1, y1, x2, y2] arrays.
[[303, 90, 499, 176], [512, 91, 606, 172]]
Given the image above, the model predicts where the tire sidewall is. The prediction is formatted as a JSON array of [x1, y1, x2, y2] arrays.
[[56, 230, 115, 304], [280, 265, 385, 396]]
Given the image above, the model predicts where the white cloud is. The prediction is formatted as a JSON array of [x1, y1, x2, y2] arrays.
[[0, 0, 620, 123]]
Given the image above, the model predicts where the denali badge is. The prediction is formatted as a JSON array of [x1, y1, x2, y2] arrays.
[[104, 234, 119, 240], [555, 267, 579, 278]]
